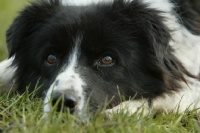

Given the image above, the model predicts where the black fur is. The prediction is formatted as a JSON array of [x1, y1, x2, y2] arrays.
[[173, 0, 200, 35], [6, 0, 198, 113]]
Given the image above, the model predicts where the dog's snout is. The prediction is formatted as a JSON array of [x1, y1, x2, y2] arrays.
[[52, 91, 77, 114]]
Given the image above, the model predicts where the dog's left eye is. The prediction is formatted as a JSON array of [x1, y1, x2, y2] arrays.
[[98, 55, 115, 66], [46, 54, 57, 65]]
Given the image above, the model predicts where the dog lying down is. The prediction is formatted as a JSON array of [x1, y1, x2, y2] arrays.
[[1, 0, 200, 120]]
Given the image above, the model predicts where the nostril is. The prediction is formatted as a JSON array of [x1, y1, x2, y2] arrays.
[[55, 80, 59, 86], [64, 93, 77, 114], [52, 92, 63, 111], [51, 91, 77, 114]]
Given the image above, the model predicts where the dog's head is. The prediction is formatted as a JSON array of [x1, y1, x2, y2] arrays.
[[6, 0, 190, 119]]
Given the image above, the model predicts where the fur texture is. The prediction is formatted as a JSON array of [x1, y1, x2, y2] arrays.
[[1, 0, 200, 119]]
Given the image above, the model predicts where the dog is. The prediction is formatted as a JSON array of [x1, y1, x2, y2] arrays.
[[1, 0, 200, 120]]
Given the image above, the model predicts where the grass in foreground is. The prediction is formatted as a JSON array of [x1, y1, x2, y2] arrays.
[[0, 90, 200, 133]]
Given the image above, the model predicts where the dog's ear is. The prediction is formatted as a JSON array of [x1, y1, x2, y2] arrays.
[[113, 0, 197, 90], [6, 0, 61, 58], [142, 17, 188, 90]]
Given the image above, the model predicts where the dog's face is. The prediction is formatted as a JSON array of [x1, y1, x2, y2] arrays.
[[6, 0, 187, 119]]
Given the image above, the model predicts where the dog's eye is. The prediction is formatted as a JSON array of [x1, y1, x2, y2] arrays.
[[101, 56, 113, 65], [47, 54, 57, 64], [99, 55, 114, 66]]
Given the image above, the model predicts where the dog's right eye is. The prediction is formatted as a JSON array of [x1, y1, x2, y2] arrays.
[[46, 54, 57, 65]]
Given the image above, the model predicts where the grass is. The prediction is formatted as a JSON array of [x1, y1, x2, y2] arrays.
[[1, 91, 200, 133], [0, 0, 200, 133]]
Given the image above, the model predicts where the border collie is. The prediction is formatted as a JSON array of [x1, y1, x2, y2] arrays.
[[1, 0, 200, 120]]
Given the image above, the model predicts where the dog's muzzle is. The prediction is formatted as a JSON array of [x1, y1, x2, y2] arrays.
[[52, 90, 78, 114], [43, 70, 85, 117]]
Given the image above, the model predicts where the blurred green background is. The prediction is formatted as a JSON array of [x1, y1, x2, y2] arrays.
[[0, 0, 28, 61]]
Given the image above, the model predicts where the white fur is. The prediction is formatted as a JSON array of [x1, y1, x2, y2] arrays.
[[43, 35, 86, 117], [0, 57, 16, 84], [105, 80, 200, 116]]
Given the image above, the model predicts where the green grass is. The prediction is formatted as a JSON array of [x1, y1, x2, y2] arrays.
[[1, 91, 200, 133], [1, 1, 200, 133]]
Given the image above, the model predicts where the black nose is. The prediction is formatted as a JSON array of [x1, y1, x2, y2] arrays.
[[52, 91, 77, 114]]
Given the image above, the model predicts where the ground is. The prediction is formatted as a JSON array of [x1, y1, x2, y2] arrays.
[[0, 1, 200, 132]]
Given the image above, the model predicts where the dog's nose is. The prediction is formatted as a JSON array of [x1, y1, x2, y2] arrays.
[[52, 91, 77, 113]]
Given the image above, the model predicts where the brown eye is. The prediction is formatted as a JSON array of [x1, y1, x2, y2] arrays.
[[100, 56, 113, 65], [47, 54, 57, 64]]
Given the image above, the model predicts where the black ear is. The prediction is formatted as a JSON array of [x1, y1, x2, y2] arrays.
[[143, 16, 188, 90], [114, 0, 197, 90], [134, 3, 198, 90], [175, 0, 200, 35], [6, 0, 61, 57]]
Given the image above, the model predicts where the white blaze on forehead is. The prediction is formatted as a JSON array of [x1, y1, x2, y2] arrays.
[[43, 35, 85, 116]]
